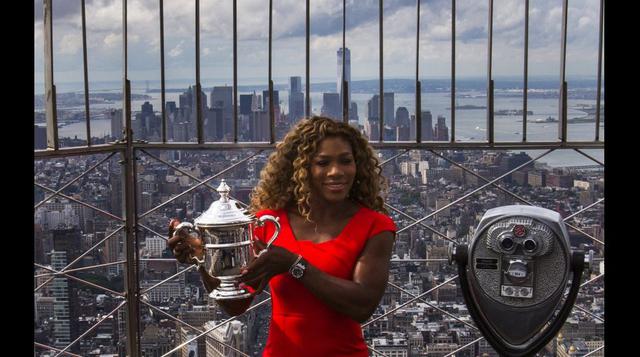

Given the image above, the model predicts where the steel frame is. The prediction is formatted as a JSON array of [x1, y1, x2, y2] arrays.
[[34, 0, 605, 355]]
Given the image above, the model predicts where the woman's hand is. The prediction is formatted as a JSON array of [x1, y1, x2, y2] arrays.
[[166, 218, 204, 264], [238, 239, 298, 296]]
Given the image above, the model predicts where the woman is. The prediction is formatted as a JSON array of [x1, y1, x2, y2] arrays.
[[169, 116, 396, 356]]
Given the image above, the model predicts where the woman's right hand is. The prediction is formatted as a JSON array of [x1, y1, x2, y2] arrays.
[[167, 218, 203, 264]]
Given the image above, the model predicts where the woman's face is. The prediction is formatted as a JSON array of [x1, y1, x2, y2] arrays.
[[309, 136, 357, 205]]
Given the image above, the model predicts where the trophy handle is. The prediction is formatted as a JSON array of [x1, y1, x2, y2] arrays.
[[173, 222, 205, 267], [257, 215, 281, 254]]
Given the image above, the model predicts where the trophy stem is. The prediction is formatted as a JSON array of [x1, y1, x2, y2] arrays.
[[210, 278, 252, 300]]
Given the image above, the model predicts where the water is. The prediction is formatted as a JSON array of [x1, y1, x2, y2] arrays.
[[37, 81, 604, 167]]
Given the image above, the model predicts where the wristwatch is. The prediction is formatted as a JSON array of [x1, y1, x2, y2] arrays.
[[289, 254, 307, 279]]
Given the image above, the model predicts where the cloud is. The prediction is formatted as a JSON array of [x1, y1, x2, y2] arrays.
[[168, 40, 185, 58], [58, 33, 83, 55], [35, 0, 604, 81]]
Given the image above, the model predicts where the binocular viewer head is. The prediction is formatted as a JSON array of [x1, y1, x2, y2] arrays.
[[449, 205, 590, 357]]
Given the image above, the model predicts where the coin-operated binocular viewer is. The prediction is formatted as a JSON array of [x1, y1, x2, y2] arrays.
[[449, 205, 592, 356]]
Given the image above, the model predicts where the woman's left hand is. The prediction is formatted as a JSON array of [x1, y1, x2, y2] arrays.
[[238, 239, 298, 296]]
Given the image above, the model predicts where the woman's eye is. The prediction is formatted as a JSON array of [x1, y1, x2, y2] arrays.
[[316, 161, 328, 166], [341, 158, 353, 164]]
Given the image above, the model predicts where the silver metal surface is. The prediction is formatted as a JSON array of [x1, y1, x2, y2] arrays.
[[559, 0, 568, 142], [81, 0, 91, 146], [173, 181, 281, 302], [44, 0, 58, 150]]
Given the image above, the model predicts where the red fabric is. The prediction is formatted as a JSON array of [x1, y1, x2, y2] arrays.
[[253, 206, 397, 357]]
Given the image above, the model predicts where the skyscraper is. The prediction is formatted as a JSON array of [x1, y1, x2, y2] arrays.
[[240, 94, 253, 116], [435, 115, 449, 141], [211, 86, 233, 139], [422, 111, 433, 141], [289, 76, 305, 123], [321, 93, 340, 120], [337, 47, 351, 116]]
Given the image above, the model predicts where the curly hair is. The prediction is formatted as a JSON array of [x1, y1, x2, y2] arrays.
[[249, 116, 388, 221]]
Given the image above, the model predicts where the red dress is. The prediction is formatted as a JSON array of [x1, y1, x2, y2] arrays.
[[253, 206, 397, 357]]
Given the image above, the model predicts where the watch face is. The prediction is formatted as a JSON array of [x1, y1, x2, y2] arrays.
[[291, 266, 304, 279]]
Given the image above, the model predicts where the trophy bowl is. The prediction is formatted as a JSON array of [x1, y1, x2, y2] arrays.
[[171, 179, 280, 315]]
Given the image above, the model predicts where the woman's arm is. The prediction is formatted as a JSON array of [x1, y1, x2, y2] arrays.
[[238, 231, 395, 323]]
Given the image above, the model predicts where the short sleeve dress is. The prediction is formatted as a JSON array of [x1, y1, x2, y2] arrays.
[[253, 205, 397, 357]]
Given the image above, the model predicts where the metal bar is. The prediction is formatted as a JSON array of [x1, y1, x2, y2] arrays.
[[387, 281, 478, 330], [379, 0, 383, 142], [122, 3, 141, 347], [574, 148, 605, 166], [581, 273, 604, 288], [233, 0, 238, 142], [362, 275, 459, 327], [44, 0, 58, 150], [81, 0, 91, 146], [559, 0, 568, 142], [595, 0, 604, 141], [53, 301, 127, 357], [563, 198, 604, 221], [35, 263, 126, 296], [523, 0, 529, 142], [139, 149, 263, 218], [195, 0, 203, 144], [573, 304, 605, 322], [443, 337, 484, 357], [366, 345, 390, 357], [416, 0, 421, 143], [384, 203, 454, 243], [342, 0, 347, 123], [162, 296, 272, 356], [565, 222, 604, 246], [390, 259, 450, 262], [583, 345, 604, 357], [305, 0, 310, 117], [487, 0, 494, 144], [34, 260, 126, 278], [111, 141, 606, 151], [399, 149, 555, 233], [379, 149, 409, 166], [428, 149, 538, 207], [138, 223, 169, 242], [451, 0, 456, 142], [140, 300, 251, 357], [416, 82, 422, 143], [138, 149, 219, 192], [269, 0, 275, 142], [34, 182, 125, 221], [160, 0, 166, 142], [34, 144, 125, 158], [35, 152, 117, 209], [34, 226, 125, 292], [34, 342, 84, 357], [141, 265, 196, 294]]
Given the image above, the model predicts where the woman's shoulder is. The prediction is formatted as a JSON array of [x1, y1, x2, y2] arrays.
[[254, 208, 285, 218], [358, 206, 397, 231]]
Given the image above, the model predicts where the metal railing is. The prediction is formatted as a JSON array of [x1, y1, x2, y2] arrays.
[[34, 0, 604, 356]]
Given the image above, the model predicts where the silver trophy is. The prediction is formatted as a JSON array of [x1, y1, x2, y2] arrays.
[[172, 179, 280, 304]]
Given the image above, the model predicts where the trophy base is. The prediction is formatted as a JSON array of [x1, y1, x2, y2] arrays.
[[210, 280, 254, 316], [209, 279, 252, 301]]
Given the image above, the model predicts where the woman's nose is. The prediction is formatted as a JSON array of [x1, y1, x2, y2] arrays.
[[327, 163, 343, 176]]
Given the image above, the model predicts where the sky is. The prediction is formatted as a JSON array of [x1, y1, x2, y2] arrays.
[[34, 0, 603, 89]]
